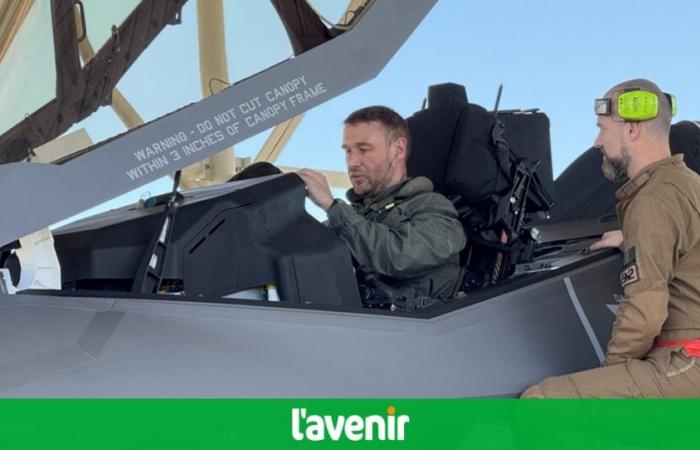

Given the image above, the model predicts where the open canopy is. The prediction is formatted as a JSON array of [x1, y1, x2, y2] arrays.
[[0, 0, 437, 247]]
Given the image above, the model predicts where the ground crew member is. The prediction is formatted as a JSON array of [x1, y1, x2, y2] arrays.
[[522, 79, 700, 398], [297, 106, 466, 300]]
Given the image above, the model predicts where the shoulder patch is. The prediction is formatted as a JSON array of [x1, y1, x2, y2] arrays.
[[620, 263, 640, 288]]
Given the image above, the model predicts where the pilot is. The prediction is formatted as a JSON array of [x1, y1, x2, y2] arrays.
[[522, 79, 700, 398], [297, 106, 466, 301]]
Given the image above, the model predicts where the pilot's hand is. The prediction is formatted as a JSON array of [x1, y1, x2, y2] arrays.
[[296, 168, 334, 211], [589, 230, 623, 251]]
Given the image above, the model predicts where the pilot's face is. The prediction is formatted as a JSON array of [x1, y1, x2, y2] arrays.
[[594, 111, 630, 182], [342, 121, 398, 199]]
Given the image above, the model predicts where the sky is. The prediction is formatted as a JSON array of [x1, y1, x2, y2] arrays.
[[2, 0, 700, 225]]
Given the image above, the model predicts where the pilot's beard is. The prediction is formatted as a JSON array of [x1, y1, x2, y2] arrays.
[[354, 158, 396, 203]]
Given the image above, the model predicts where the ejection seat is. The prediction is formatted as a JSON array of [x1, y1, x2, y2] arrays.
[[406, 83, 555, 292]]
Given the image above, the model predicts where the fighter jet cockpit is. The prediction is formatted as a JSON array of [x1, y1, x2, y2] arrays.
[[1, 0, 698, 318], [5, 81, 556, 314], [4, 77, 699, 318], [3, 0, 700, 398]]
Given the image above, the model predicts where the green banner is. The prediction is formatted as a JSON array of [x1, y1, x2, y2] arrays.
[[0, 399, 695, 449]]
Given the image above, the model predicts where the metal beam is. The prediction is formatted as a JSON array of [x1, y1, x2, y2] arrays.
[[75, 19, 144, 130], [252, 0, 370, 167], [0, 0, 437, 246], [31, 128, 92, 163], [339, 0, 370, 27], [21, 13, 147, 170], [0, 0, 188, 165], [0, 0, 35, 66], [270, 0, 332, 56], [180, 0, 234, 189], [51, 0, 82, 99], [254, 114, 305, 164], [110, 87, 146, 131]]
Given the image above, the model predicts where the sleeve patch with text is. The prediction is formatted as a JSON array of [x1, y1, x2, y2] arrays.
[[620, 263, 640, 288]]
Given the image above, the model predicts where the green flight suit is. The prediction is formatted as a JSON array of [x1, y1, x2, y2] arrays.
[[326, 176, 466, 298], [522, 155, 700, 398]]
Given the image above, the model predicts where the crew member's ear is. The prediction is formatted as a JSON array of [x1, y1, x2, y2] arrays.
[[392, 136, 408, 162], [626, 121, 643, 142]]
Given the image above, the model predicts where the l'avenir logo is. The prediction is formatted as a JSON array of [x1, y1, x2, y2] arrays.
[[291, 405, 410, 441]]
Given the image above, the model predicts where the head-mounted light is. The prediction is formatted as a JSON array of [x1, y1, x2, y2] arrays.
[[594, 90, 677, 120], [594, 98, 612, 116]]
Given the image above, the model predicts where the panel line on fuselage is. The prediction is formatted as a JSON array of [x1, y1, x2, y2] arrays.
[[564, 277, 605, 363]]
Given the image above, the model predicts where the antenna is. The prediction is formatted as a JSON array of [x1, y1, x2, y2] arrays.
[[493, 84, 504, 116]]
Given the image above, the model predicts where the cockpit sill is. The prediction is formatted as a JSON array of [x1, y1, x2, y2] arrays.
[[17, 245, 620, 320]]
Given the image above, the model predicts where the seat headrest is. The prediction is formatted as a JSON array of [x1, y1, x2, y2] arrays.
[[427, 83, 468, 110], [407, 83, 508, 205]]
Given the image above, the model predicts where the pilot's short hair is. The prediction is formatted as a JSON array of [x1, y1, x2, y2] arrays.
[[344, 106, 411, 155]]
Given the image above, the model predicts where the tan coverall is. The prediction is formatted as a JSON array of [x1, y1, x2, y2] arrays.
[[522, 155, 700, 398]]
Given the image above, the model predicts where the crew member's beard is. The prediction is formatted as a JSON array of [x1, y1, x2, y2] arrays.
[[601, 146, 631, 182]]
